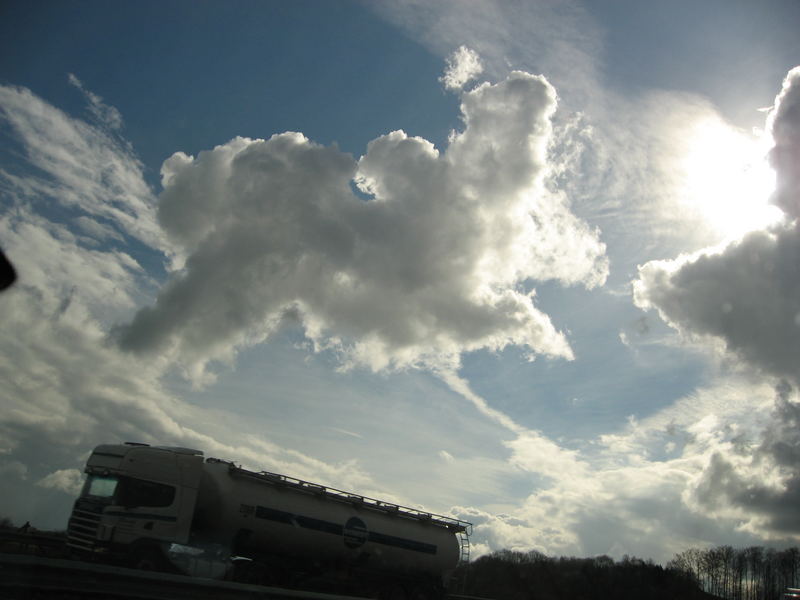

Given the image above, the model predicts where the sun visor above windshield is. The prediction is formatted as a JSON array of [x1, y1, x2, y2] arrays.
[[86, 445, 127, 471]]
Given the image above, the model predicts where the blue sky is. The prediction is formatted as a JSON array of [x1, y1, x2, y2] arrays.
[[2, 0, 800, 563]]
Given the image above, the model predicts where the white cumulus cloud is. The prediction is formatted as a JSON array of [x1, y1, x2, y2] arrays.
[[119, 70, 608, 382], [0, 81, 171, 258], [37, 469, 84, 496], [440, 46, 484, 91]]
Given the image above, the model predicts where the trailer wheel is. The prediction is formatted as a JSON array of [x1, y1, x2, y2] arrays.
[[380, 583, 409, 600], [407, 585, 430, 600], [410, 582, 444, 600]]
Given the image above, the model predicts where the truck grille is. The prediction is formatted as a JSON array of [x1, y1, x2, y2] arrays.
[[67, 503, 103, 552]]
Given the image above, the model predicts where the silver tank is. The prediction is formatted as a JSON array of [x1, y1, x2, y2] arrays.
[[192, 459, 465, 581]]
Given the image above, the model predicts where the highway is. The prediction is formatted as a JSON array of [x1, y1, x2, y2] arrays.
[[0, 552, 375, 600]]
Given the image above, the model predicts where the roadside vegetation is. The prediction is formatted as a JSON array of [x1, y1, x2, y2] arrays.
[[668, 546, 800, 600], [458, 550, 714, 600]]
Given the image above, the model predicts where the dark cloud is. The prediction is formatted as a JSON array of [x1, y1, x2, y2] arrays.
[[769, 68, 800, 219], [637, 227, 800, 384], [631, 66, 800, 543], [635, 67, 800, 386], [690, 383, 800, 537]]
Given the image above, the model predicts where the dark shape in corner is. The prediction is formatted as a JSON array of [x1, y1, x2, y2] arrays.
[[0, 249, 16, 291]]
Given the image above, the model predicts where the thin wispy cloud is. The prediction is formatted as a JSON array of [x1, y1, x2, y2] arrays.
[[0, 81, 170, 257], [67, 73, 124, 131]]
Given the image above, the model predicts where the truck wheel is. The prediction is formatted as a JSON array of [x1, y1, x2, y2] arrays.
[[130, 545, 167, 572], [380, 583, 408, 600]]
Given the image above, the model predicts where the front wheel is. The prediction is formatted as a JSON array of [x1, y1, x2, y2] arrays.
[[129, 544, 170, 572], [380, 583, 409, 600]]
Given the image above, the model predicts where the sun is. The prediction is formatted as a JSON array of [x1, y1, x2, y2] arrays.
[[679, 116, 781, 241]]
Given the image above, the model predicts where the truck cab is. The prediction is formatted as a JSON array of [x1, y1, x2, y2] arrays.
[[67, 443, 203, 566]]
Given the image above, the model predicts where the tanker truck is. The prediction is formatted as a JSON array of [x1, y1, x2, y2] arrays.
[[66, 443, 472, 598]]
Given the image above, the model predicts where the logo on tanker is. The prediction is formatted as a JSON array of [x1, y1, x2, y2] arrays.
[[343, 517, 368, 549]]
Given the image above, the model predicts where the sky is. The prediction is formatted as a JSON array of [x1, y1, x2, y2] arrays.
[[1, 0, 799, 564]]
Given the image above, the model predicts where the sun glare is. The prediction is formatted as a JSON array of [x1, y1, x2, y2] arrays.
[[680, 117, 781, 241]]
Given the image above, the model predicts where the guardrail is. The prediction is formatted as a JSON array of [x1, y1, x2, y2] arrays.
[[0, 553, 374, 600], [225, 461, 473, 534], [0, 530, 67, 558]]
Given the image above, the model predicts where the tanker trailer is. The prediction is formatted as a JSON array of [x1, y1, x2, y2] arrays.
[[67, 443, 472, 598]]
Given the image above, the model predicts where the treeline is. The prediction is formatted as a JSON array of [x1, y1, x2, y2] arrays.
[[668, 546, 799, 600], [457, 549, 713, 600]]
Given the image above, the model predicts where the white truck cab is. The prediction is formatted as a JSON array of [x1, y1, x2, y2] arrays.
[[67, 442, 472, 593], [67, 443, 203, 566]]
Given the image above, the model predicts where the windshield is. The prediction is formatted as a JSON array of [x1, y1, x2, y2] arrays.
[[84, 475, 118, 499]]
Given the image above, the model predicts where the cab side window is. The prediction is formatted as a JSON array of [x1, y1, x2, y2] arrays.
[[118, 477, 175, 508]]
